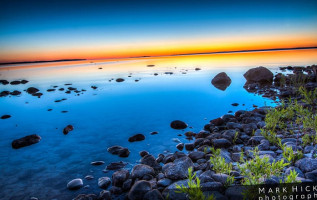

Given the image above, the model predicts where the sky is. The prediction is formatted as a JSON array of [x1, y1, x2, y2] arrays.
[[0, 0, 317, 63]]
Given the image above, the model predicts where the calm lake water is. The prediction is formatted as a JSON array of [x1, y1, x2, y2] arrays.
[[0, 49, 317, 199]]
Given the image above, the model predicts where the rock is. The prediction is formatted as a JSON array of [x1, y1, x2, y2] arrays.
[[128, 180, 152, 200], [11, 134, 41, 149], [10, 90, 21, 95], [210, 117, 224, 126], [162, 179, 188, 200], [99, 190, 111, 200], [63, 125, 74, 135], [131, 164, 155, 179], [231, 103, 239, 106], [162, 154, 175, 164], [157, 178, 172, 187], [85, 175, 94, 180], [188, 151, 205, 161], [90, 161, 104, 166], [112, 170, 129, 187], [305, 170, 317, 182], [144, 189, 164, 200], [295, 158, 317, 173], [21, 80, 28, 84], [211, 174, 230, 185], [150, 131, 158, 135], [110, 186, 122, 195], [122, 179, 133, 191], [98, 177, 111, 189], [231, 153, 242, 162], [242, 123, 257, 135], [212, 139, 232, 149], [199, 170, 215, 183], [0, 80, 9, 85], [32, 92, 43, 98], [107, 145, 130, 157], [140, 150, 149, 157], [162, 156, 194, 180], [116, 78, 125, 82], [10, 80, 21, 85], [226, 122, 242, 130], [200, 182, 223, 192], [176, 143, 184, 151], [285, 167, 304, 178], [170, 120, 188, 129], [211, 72, 232, 91], [26, 87, 39, 94], [105, 161, 127, 170], [243, 66, 274, 84], [1, 115, 11, 119], [47, 89, 55, 92], [281, 138, 297, 144], [258, 140, 270, 150], [225, 186, 247, 200], [0, 91, 10, 97], [67, 178, 83, 190], [185, 143, 195, 151], [141, 154, 161, 170], [247, 136, 265, 146], [129, 134, 145, 142], [73, 194, 98, 200]]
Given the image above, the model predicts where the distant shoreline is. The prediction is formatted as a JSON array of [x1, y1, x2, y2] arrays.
[[1, 46, 317, 66]]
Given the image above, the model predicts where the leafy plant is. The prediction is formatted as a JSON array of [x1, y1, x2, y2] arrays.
[[210, 155, 232, 174], [176, 167, 215, 200], [233, 131, 239, 144], [284, 169, 301, 184], [282, 146, 303, 164], [260, 129, 281, 146], [299, 86, 317, 105]]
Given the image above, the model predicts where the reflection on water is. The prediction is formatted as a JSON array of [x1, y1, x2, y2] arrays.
[[0, 49, 316, 199]]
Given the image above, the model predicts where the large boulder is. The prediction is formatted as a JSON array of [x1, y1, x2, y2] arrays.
[[162, 179, 188, 200], [112, 170, 130, 187], [243, 67, 273, 84], [128, 180, 152, 200], [211, 72, 232, 91], [12, 134, 41, 149], [162, 156, 194, 180], [107, 145, 130, 157], [131, 164, 155, 179], [144, 189, 164, 200]]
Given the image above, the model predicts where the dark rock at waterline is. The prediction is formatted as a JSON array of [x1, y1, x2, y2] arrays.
[[212, 139, 232, 149], [99, 190, 111, 200], [244, 66, 273, 84], [141, 154, 161, 170], [128, 134, 145, 142], [47, 89, 55, 92], [63, 125, 74, 135], [154, 73, 158, 76], [98, 177, 111, 189], [170, 120, 188, 129], [0, 80, 9, 85], [91, 161, 105, 166], [131, 164, 155, 179], [210, 117, 224, 126], [112, 170, 130, 187], [150, 131, 158, 135], [211, 72, 232, 91], [107, 145, 130, 157], [195, 67, 201, 71], [10, 90, 21, 96], [106, 161, 127, 170], [26, 87, 39, 94], [128, 180, 152, 200], [67, 178, 83, 190], [73, 194, 98, 200], [147, 65, 155, 67], [185, 143, 195, 151], [0, 91, 10, 97], [116, 78, 125, 82], [91, 86, 97, 89], [32, 93, 43, 98], [140, 150, 149, 157], [21, 80, 28, 84], [231, 103, 239, 106], [176, 143, 184, 151], [1, 115, 11, 119], [11, 134, 41, 149], [10, 80, 21, 85]]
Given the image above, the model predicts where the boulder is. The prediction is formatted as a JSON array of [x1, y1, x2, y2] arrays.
[[162, 179, 188, 200], [107, 145, 130, 157], [170, 120, 188, 129], [128, 180, 152, 200], [243, 67, 273, 84], [162, 156, 194, 180], [211, 72, 232, 91], [98, 177, 111, 189], [212, 139, 232, 149], [295, 158, 317, 173], [176, 143, 184, 151], [128, 134, 145, 142], [131, 164, 155, 179], [67, 178, 83, 190], [12, 134, 41, 149], [112, 170, 129, 187], [188, 151, 205, 161], [141, 154, 161, 170], [144, 189, 164, 200]]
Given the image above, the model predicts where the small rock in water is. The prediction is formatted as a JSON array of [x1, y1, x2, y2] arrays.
[[85, 175, 94, 180], [91, 161, 105, 166], [12, 134, 41, 149], [170, 120, 188, 129], [195, 67, 201, 71], [63, 125, 74, 135], [139, 150, 149, 157], [1, 115, 11, 119], [150, 131, 158, 135], [211, 72, 232, 91], [147, 64, 155, 67], [0, 80, 9, 85], [26, 87, 39, 94], [47, 89, 55, 92], [10, 90, 21, 96], [106, 161, 128, 170], [47, 109, 53, 111], [231, 103, 239, 106], [67, 178, 83, 190], [10, 80, 21, 85], [91, 86, 97, 89], [107, 145, 130, 157], [176, 143, 184, 151], [128, 134, 145, 142], [154, 73, 158, 76], [116, 78, 125, 82], [98, 177, 111, 189]]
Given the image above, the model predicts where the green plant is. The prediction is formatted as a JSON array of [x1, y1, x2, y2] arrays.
[[284, 169, 301, 184], [238, 148, 289, 185], [299, 86, 317, 105], [302, 134, 313, 146], [282, 146, 303, 164], [233, 131, 239, 144], [176, 167, 215, 200], [210, 155, 232, 174], [260, 129, 281, 146], [225, 175, 235, 188]]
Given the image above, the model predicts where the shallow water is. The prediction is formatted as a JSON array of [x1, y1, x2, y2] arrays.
[[0, 49, 317, 199]]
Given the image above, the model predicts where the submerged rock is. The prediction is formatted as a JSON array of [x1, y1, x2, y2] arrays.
[[106, 161, 127, 170], [63, 125, 74, 135], [67, 178, 83, 190], [211, 72, 232, 91], [244, 66, 273, 84], [170, 120, 188, 129], [1, 115, 11, 119], [12, 134, 41, 149], [107, 145, 130, 157], [128, 134, 145, 142]]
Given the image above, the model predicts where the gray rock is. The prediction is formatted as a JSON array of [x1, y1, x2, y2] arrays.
[[122, 179, 133, 191], [67, 178, 83, 190], [232, 145, 242, 152], [91, 161, 104, 166], [141, 154, 161, 170], [200, 182, 223, 192], [176, 143, 184, 151], [157, 178, 172, 187], [199, 170, 215, 183], [295, 158, 317, 173], [99, 190, 111, 200], [258, 151, 276, 158], [188, 151, 205, 161], [281, 138, 297, 144], [304, 146, 315, 154], [247, 136, 265, 146], [225, 186, 247, 200], [107, 145, 130, 157], [162, 179, 188, 200], [112, 170, 129, 187], [98, 177, 111, 189], [128, 180, 152, 200], [211, 173, 230, 185], [258, 140, 270, 151], [144, 189, 164, 200], [211, 72, 232, 91], [231, 153, 242, 162], [106, 161, 127, 170], [85, 175, 94, 180], [226, 122, 242, 130], [285, 167, 305, 178], [243, 66, 273, 83], [305, 169, 317, 182], [162, 156, 194, 180], [242, 123, 257, 135], [185, 143, 195, 151], [131, 164, 155, 179], [212, 139, 232, 148]]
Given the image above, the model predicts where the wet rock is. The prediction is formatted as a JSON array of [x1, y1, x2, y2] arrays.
[[106, 161, 127, 170], [247, 136, 265, 146], [185, 143, 195, 151], [128, 134, 145, 142], [144, 189, 164, 200], [67, 178, 83, 190], [63, 125, 74, 135], [295, 158, 317, 173], [110, 186, 122, 195], [226, 122, 242, 130], [211, 72, 232, 91], [157, 178, 172, 187], [176, 143, 184, 151], [32, 93, 43, 98], [26, 87, 39, 94], [0, 91, 10, 97], [116, 78, 125, 82], [0, 80, 9, 85], [244, 66, 273, 84], [188, 151, 205, 161], [140, 150, 149, 157], [162, 179, 188, 200], [162, 154, 175, 164], [128, 180, 152, 200], [165, 72, 173, 75], [47, 89, 55, 92], [107, 146, 130, 157], [112, 170, 129, 187], [170, 120, 188, 129], [131, 164, 155, 179], [210, 117, 224, 126], [85, 175, 94, 180], [12, 134, 41, 149], [162, 156, 194, 180], [99, 190, 111, 200], [90, 161, 104, 166], [231, 103, 239, 106], [21, 80, 28, 84], [211, 173, 230, 185], [212, 139, 231, 149], [122, 179, 133, 191], [150, 131, 158, 135], [199, 170, 215, 183], [98, 177, 111, 189], [10, 90, 21, 96], [1, 115, 11, 119], [141, 154, 161, 170], [305, 170, 317, 182], [91, 86, 97, 89], [10, 80, 21, 85]]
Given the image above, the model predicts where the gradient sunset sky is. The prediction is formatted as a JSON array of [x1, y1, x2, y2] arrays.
[[0, 0, 317, 63]]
